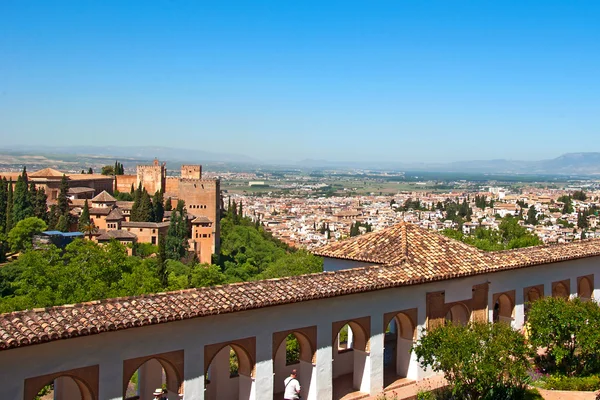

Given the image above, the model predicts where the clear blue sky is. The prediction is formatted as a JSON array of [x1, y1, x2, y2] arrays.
[[1, 1, 599, 163]]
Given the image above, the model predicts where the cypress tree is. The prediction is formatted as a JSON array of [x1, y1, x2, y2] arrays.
[[55, 214, 69, 232], [32, 183, 48, 222], [238, 201, 243, 219], [78, 200, 90, 231], [12, 167, 33, 223], [0, 178, 7, 234], [130, 183, 135, 194], [47, 204, 58, 230], [165, 197, 172, 211], [153, 191, 164, 222], [139, 189, 154, 222], [57, 175, 70, 217], [88, 167, 93, 174], [165, 201, 188, 260]]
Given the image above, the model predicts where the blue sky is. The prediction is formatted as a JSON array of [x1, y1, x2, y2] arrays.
[[1, 1, 599, 163]]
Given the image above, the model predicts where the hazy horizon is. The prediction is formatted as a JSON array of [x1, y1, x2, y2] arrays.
[[2, 1, 599, 163]]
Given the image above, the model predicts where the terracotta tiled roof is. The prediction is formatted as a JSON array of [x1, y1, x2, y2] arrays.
[[91, 190, 117, 203], [1, 222, 600, 351], [121, 221, 170, 228], [29, 168, 64, 178], [313, 222, 491, 269], [89, 207, 112, 216], [106, 208, 124, 221], [116, 201, 134, 210], [97, 230, 137, 241], [192, 216, 212, 224]]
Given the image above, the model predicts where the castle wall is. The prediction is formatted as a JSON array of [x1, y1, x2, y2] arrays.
[[137, 162, 166, 195], [115, 175, 137, 193], [181, 165, 202, 180], [165, 177, 179, 194]]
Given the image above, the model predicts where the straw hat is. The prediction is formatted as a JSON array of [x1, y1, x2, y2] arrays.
[[153, 388, 164, 396]]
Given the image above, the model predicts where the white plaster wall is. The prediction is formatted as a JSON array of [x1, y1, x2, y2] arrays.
[[273, 340, 297, 394], [205, 346, 237, 400], [396, 338, 412, 378], [1, 256, 599, 400], [332, 350, 354, 378], [54, 376, 81, 400], [323, 257, 377, 272]]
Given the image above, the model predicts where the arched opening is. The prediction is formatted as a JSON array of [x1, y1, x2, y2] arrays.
[[383, 312, 416, 388], [125, 358, 181, 400], [553, 282, 569, 299], [332, 320, 370, 399], [493, 294, 514, 324], [205, 344, 253, 400], [579, 277, 593, 301], [445, 303, 470, 326], [32, 375, 94, 400], [524, 287, 542, 321], [273, 332, 315, 399]]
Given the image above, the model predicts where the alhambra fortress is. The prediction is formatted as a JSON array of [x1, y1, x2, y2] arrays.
[[0, 160, 220, 264], [0, 211, 599, 399]]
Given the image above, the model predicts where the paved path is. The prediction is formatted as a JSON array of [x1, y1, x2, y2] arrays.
[[537, 388, 597, 400]]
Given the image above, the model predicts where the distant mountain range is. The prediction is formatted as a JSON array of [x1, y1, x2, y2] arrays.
[[0, 145, 259, 165], [299, 153, 600, 175], [1, 145, 600, 175]]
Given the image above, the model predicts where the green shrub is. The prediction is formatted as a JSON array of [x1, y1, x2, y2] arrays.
[[537, 375, 600, 391], [413, 322, 533, 400], [528, 297, 600, 376]]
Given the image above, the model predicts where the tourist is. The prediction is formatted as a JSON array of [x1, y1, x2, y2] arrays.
[[283, 369, 301, 400], [153, 388, 166, 400]]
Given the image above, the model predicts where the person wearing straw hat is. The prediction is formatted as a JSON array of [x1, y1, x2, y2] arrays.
[[153, 388, 166, 400]]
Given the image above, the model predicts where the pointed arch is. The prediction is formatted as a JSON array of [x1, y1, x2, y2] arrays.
[[25, 365, 98, 400], [578, 275, 593, 300], [552, 280, 570, 298], [122, 350, 184, 398], [445, 302, 470, 325]]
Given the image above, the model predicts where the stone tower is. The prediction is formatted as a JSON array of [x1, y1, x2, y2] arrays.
[[180, 165, 202, 180], [136, 158, 166, 195]]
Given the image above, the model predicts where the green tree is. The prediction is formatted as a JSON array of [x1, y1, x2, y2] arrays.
[[133, 189, 154, 222], [152, 191, 164, 222], [259, 250, 323, 279], [12, 167, 33, 223], [57, 174, 70, 217], [528, 297, 600, 376], [32, 184, 48, 222], [55, 215, 69, 232], [78, 199, 90, 233], [101, 165, 115, 175], [156, 233, 167, 287], [190, 263, 226, 288], [165, 197, 172, 211], [165, 201, 189, 261], [80, 220, 98, 239], [5, 179, 13, 232], [88, 167, 93, 174], [0, 178, 7, 233], [573, 190, 587, 201], [526, 206, 538, 225], [7, 217, 47, 252], [414, 322, 532, 399]]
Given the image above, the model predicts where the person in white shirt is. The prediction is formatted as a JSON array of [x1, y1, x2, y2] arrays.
[[283, 369, 301, 400]]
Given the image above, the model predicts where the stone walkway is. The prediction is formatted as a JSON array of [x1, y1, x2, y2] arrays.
[[537, 388, 598, 400]]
